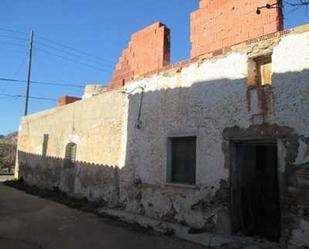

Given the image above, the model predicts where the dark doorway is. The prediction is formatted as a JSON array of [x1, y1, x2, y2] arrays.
[[230, 141, 281, 242]]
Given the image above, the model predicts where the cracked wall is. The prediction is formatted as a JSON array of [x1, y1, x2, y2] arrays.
[[120, 27, 309, 246], [16, 26, 309, 248]]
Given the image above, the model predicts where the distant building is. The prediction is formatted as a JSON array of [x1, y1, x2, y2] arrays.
[[16, 0, 309, 247]]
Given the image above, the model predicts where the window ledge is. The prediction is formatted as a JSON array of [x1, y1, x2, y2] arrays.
[[164, 183, 199, 190]]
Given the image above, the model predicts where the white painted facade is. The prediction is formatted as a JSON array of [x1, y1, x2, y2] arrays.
[[16, 26, 309, 248]]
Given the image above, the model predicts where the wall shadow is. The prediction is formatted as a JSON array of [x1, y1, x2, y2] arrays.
[[122, 69, 309, 240], [18, 151, 120, 204], [17, 69, 309, 245]]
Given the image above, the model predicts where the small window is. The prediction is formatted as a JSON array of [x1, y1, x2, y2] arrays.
[[65, 142, 77, 162], [256, 56, 272, 85], [167, 136, 196, 185], [247, 55, 273, 87]]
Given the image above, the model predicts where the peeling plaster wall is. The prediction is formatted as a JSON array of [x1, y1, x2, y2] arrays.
[[121, 29, 309, 245], [271, 33, 309, 247], [121, 52, 248, 231], [16, 27, 309, 247]]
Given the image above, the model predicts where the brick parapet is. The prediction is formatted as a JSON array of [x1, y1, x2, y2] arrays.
[[106, 21, 307, 91], [108, 22, 170, 90], [127, 24, 308, 83], [57, 96, 81, 106], [190, 0, 283, 58]]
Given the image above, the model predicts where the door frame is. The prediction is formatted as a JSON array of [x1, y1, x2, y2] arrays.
[[228, 138, 283, 240]]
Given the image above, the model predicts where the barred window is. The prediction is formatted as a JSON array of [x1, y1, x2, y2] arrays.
[[65, 142, 77, 162]]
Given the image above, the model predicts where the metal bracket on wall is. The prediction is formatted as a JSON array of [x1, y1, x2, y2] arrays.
[[120, 84, 145, 129], [136, 87, 144, 129], [256, 2, 281, 14]]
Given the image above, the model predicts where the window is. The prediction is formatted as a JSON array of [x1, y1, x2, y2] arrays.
[[255, 56, 272, 85], [247, 55, 273, 87], [65, 142, 77, 162], [167, 136, 196, 185]]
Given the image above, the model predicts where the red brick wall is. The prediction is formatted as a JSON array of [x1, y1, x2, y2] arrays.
[[191, 0, 283, 58], [108, 22, 170, 90], [57, 96, 81, 106]]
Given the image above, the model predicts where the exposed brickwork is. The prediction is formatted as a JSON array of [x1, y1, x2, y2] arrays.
[[57, 96, 81, 106], [190, 0, 283, 58], [108, 22, 170, 90]]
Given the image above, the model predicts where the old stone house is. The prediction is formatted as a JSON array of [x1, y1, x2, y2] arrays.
[[16, 0, 309, 248]]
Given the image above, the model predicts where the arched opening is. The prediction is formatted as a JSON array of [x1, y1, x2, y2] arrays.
[[64, 142, 77, 166]]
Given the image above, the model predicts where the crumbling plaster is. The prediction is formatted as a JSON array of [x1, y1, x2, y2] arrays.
[[120, 29, 309, 243], [16, 27, 309, 247]]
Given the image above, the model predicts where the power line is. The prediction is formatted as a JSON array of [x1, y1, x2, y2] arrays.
[[35, 42, 113, 69], [0, 46, 26, 56], [0, 39, 112, 72], [284, 0, 309, 7], [0, 93, 56, 101], [11, 54, 28, 79], [0, 34, 28, 42], [0, 27, 27, 35], [35, 48, 110, 72], [0, 31, 114, 68], [0, 26, 117, 71], [0, 26, 113, 101], [0, 27, 115, 64], [36, 41, 114, 67], [284, 3, 303, 15], [256, 0, 309, 14], [37, 35, 116, 65], [0, 51, 28, 97], [0, 77, 85, 89], [0, 41, 27, 48]]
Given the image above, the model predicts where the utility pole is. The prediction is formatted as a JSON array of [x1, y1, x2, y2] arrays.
[[24, 31, 34, 116]]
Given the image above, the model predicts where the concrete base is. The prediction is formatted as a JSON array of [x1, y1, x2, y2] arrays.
[[97, 208, 281, 249]]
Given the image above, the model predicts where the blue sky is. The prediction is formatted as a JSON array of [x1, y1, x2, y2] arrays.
[[0, 0, 308, 135]]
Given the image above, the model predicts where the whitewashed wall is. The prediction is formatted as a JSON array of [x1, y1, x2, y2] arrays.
[[17, 27, 309, 248]]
